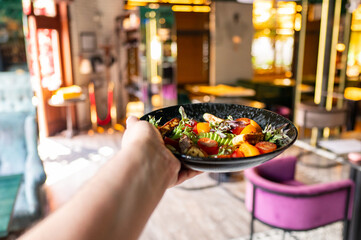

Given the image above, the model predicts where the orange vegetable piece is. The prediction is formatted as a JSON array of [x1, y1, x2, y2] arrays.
[[250, 120, 262, 132], [240, 124, 258, 135], [196, 122, 211, 133], [238, 142, 260, 157]]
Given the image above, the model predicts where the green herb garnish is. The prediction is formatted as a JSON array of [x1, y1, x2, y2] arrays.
[[263, 123, 291, 147]]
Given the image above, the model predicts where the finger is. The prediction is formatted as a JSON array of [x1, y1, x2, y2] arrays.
[[126, 116, 139, 129], [175, 169, 202, 186]]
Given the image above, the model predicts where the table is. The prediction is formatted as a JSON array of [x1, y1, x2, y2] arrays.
[[184, 84, 265, 110], [185, 84, 256, 98], [0, 174, 22, 237], [295, 133, 361, 240], [48, 95, 86, 138]]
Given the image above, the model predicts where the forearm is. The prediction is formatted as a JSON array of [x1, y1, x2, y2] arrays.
[[21, 145, 176, 240]]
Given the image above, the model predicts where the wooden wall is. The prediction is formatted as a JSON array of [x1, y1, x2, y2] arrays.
[[175, 12, 209, 85]]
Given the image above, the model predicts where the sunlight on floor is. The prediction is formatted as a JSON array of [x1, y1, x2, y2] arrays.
[[39, 135, 119, 187]]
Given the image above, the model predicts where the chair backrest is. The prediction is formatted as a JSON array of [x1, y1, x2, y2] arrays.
[[244, 156, 354, 231], [0, 71, 37, 175], [0, 71, 35, 114], [295, 102, 348, 138]]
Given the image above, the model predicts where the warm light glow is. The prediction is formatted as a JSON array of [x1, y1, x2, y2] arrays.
[[315, 0, 330, 104], [192, 5, 211, 12], [351, 5, 361, 31], [253, 0, 273, 29], [149, 3, 160, 9], [276, 1, 296, 30], [344, 87, 361, 101], [151, 94, 162, 107], [348, 5, 361, 77], [252, 0, 296, 75], [274, 78, 293, 86], [232, 35, 242, 44], [126, 101, 145, 118], [171, 41, 177, 58], [150, 37, 162, 60], [114, 124, 125, 132], [172, 5, 193, 12], [336, 43, 346, 52], [276, 29, 294, 35], [88, 83, 98, 131], [123, 13, 140, 29], [170, 4, 211, 12], [151, 75, 162, 84], [193, 0, 204, 4], [168, 0, 193, 4], [158, 28, 170, 41], [285, 71, 292, 78], [128, 0, 209, 4], [97, 126, 105, 134], [128, 0, 158, 3], [346, 65, 360, 77], [148, 11, 156, 18], [294, 13, 302, 31], [125, 2, 147, 7], [79, 58, 92, 74], [252, 36, 274, 70]]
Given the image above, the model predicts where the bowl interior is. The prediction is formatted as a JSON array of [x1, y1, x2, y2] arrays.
[[140, 103, 298, 171]]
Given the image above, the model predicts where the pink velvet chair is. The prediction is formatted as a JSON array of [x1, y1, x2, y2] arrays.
[[244, 156, 354, 240]]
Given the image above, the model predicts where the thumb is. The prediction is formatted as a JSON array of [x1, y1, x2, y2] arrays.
[[126, 116, 139, 129]]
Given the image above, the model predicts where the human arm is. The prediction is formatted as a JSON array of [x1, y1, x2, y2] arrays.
[[20, 117, 201, 240]]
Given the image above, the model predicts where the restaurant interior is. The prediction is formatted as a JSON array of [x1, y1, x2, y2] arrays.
[[0, 0, 361, 239]]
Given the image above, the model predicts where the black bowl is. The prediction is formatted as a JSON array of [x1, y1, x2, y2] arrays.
[[140, 103, 298, 172]]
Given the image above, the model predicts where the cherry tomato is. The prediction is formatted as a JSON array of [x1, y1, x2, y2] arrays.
[[196, 122, 211, 134], [197, 138, 219, 155], [185, 119, 197, 128], [231, 148, 244, 158], [255, 141, 277, 154], [231, 125, 246, 135], [164, 137, 180, 151], [192, 124, 198, 134], [231, 121, 249, 135]]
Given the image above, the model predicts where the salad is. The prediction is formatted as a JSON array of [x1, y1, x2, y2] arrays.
[[148, 106, 291, 158]]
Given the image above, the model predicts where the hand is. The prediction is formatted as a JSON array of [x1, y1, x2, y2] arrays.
[[124, 116, 202, 187]]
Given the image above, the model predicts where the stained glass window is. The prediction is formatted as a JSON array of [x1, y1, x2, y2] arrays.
[[22, 0, 32, 15], [37, 29, 61, 90], [33, 0, 56, 17], [251, 0, 297, 76], [347, 5, 361, 78]]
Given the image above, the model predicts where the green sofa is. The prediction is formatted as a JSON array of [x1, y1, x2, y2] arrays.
[[0, 72, 46, 234]]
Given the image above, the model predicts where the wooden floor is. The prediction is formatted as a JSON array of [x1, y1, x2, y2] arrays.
[[31, 130, 351, 240]]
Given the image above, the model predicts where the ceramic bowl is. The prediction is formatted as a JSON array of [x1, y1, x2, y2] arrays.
[[140, 103, 298, 172]]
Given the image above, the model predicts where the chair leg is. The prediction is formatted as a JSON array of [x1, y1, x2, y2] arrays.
[[343, 220, 350, 240], [250, 217, 254, 240], [282, 230, 286, 240]]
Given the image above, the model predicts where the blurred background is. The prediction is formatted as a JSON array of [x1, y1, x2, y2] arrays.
[[1, 1, 361, 239], [1, 0, 360, 137]]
